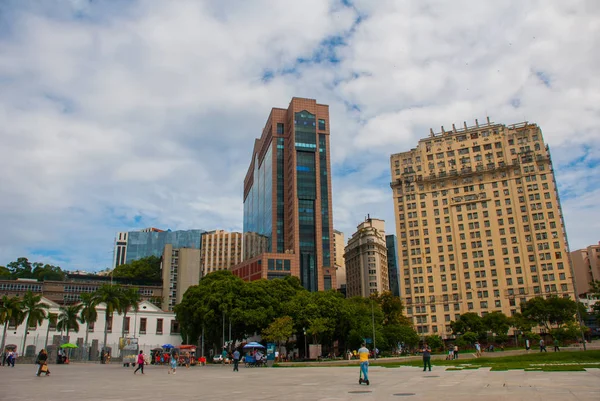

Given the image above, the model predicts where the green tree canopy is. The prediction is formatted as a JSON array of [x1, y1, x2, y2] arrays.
[[451, 312, 484, 335], [57, 304, 83, 336], [520, 296, 577, 330], [482, 311, 510, 335], [112, 256, 161, 281]]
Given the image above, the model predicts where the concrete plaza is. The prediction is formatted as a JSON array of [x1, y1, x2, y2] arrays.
[[4, 362, 600, 401]]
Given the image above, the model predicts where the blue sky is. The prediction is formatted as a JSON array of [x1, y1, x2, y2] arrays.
[[0, 0, 599, 271]]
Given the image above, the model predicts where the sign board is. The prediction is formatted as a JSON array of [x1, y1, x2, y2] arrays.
[[119, 337, 139, 351], [364, 338, 372, 344]]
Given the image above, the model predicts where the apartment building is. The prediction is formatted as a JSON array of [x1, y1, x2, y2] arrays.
[[201, 230, 243, 276], [344, 217, 390, 297], [390, 119, 573, 337], [333, 230, 347, 290], [571, 242, 600, 296], [161, 244, 201, 311]]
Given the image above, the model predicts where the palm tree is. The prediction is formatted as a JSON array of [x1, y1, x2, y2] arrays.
[[93, 284, 122, 353], [79, 293, 98, 355], [57, 304, 83, 338], [0, 296, 24, 354], [120, 287, 141, 339], [44, 313, 58, 349], [20, 291, 49, 354]]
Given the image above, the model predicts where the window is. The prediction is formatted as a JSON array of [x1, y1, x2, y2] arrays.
[[107, 315, 113, 333], [139, 318, 147, 334], [170, 320, 180, 334], [124, 317, 130, 334], [156, 318, 163, 335], [277, 123, 284, 134], [318, 119, 326, 131]]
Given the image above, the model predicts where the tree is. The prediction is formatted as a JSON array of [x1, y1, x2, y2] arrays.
[[0, 296, 24, 353], [382, 324, 419, 350], [44, 313, 58, 349], [482, 311, 510, 336], [373, 292, 411, 326], [119, 287, 141, 338], [451, 313, 484, 336], [32, 263, 65, 281], [520, 296, 577, 330], [112, 256, 162, 281], [7, 257, 33, 279], [0, 266, 10, 278], [461, 331, 478, 346], [20, 291, 49, 354], [510, 312, 535, 333], [93, 284, 123, 352], [425, 335, 444, 351], [79, 293, 98, 353], [262, 316, 294, 356], [57, 304, 83, 337]]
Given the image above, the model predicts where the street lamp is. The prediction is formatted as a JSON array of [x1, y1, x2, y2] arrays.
[[303, 327, 308, 360]]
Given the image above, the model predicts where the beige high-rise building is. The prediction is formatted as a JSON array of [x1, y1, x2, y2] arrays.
[[344, 217, 390, 297], [201, 230, 243, 276], [571, 242, 600, 296], [161, 244, 201, 311], [390, 119, 574, 338], [333, 230, 347, 289]]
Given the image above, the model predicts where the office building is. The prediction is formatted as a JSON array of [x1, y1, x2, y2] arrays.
[[386, 234, 401, 297], [344, 217, 390, 297], [201, 230, 243, 276], [390, 119, 574, 337], [161, 244, 201, 311], [571, 242, 600, 297], [333, 230, 347, 290], [112, 228, 204, 268], [233, 97, 335, 291]]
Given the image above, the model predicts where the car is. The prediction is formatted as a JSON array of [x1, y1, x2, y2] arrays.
[[213, 354, 223, 363]]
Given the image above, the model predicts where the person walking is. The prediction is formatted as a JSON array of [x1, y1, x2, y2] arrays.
[[475, 342, 481, 358], [232, 349, 240, 372], [447, 346, 454, 360], [453, 345, 459, 360], [133, 351, 145, 375], [358, 343, 370, 385], [553, 339, 560, 352], [422, 344, 432, 372], [7, 350, 15, 367], [539, 339, 547, 352], [168, 352, 178, 375], [36, 349, 50, 376]]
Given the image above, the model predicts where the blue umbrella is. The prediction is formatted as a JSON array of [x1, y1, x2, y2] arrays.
[[162, 344, 174, 349], [243, 342, 265, 349]]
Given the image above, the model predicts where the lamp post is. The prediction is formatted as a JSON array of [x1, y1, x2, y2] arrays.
[[303, 327, 308, 359]]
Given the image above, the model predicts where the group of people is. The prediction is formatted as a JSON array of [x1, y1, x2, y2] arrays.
[[2, 349, 17, 367]]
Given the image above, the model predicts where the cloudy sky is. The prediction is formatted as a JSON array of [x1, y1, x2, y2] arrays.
[[0, 0, 598, 271]]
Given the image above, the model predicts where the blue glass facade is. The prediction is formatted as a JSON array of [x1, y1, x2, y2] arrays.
[[125, 229, 204, 263], [295, 111, 318, 291], [276, 138, 285, 252], [386, 234, 401, 297], [243, 146, 273, 256], [319, 135, 331, 268]]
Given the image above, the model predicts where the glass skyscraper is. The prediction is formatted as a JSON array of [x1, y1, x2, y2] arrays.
[[386, 234, 401, 297], [240, 98, 335, 291], [113, 228, 204, 268]]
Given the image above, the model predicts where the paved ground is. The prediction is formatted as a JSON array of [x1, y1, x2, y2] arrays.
[[4, 363, 600, 401]]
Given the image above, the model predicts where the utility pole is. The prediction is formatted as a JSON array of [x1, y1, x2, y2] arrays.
[[228, 318, 232, 349], [222, 311, 225, 350]]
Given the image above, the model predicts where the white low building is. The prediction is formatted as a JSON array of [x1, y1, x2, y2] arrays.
[[2, 297, 183, 358]]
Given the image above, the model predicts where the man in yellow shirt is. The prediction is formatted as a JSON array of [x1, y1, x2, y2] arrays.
[[358, 343, 370, 385]]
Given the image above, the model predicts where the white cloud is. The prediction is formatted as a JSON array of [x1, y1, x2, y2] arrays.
[[0, 0, 598, 270]]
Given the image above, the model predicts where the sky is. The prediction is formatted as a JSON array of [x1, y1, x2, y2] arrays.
[[0, 0, 599, 271]]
